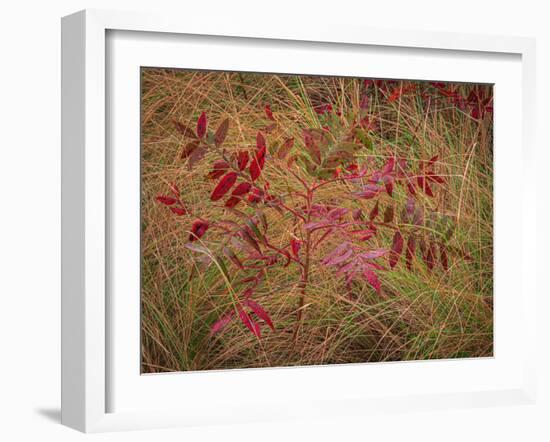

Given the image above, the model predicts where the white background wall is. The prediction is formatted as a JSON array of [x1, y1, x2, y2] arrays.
[[0, 1, 547, 440]]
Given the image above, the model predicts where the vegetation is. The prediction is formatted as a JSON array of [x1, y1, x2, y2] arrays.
[[140, 69, 493, 373]]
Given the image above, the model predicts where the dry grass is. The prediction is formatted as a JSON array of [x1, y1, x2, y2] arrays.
[[140, 69, 493, 373]]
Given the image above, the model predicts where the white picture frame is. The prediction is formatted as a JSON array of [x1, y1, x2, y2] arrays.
[[61, 9, 537, 433]]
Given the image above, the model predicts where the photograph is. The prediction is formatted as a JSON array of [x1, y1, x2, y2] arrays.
[[140, 69, 494, 373]]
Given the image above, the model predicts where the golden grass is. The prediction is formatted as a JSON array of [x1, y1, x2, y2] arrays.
[[140, 69, 493, 373]]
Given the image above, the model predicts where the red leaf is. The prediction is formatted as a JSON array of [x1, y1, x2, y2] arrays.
[[196, 112, 207, 139], [426, 173, 445, 184], [240, 228, 262, 253], [383, 205, 394, 223], [389, 230, 404, 268], [424, 242, 435, 270], [170, 207, 187, 216], [169, 183, 180, 198], [214, 118, 230, 147], [277, 137, 294, 159], [303, 129, 321, 164], [355, 184, 382, 199], [369, 201, 379, 221], [290, 239, 302, 257], [237, 151, 249, 171], [180, 141, 200, 159], [381, 157, 395, 175], [352, 208, 363, 221], [264, 104, 275, 121], [363, 269, 381, 293], [247, 187, 263, 203], [428, 155, 439, 165], [232, 182, 252, 196], [406, 235, 416, 271], [189, 220, 209, 241], [187, 145, 207, 170], [207, 160, 230, 179], [384, 176, 394, 196], [224, 182, 252, 208], [250, 145, 267, 181], [388, 86, 403, 102], [324, 248, 353, 266], [211, 172, 238, 201], [173, 120, 198, 139], [210, 311, 235, 336], [238, 307, 261, 337], [156, 195, 177, 205], [314, 103, 333, 114], [256, 132, 266, 150], [223, 246, 243, 269], [243, 299, 274, 330], [417, 176, 434, 197]]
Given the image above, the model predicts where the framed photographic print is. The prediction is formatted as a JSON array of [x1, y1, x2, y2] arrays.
[[61, 9, 537, 433]]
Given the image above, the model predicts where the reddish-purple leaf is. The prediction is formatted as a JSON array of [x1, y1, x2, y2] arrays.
[[424, 242, 435, 270], [180, 141, 200, 159], [156, 195, 177, 206], [327, 207, 349, 221], [207, 160, 230, 179], [381, 157, 395, 175], [237, 151, 249, 171], [247, 187, 263, 203], [417, 176, 434, 197], [383, 176, 394, 196], [243, 299, 274, 330], [350, 229, 375, 241], [196, 112, 207, 139], [355, 184, 382, 199], [363, 269, 381, 293], [369, 201, 379, 221], [250, 145, 267, 181], [326, 248, 354, 266], [224, 182, 252, 208], [389, 230, 404, 268], [223, 246, 243, 269], [238, 307, 261, 337], [314, 103, 333, 114], [170, 207, 187, 216], [277, 137, 294, 159], [189, 220, 209, 241], [214, 118, 230, 147], [352, 208, 363, 221], [426, 173, 445, 184], [290, 239, 302, 258], [240, 228, 262, 253], [322, 243, 351, 265], [303, 129, 321, 164], [359, 249, 388, 259], [210, 311, 235, 336], [256, 132, 266, 150], [383, 205, 394, 223], [173, 120, 198, 139], [264, 104, 275, 121], [169, 183, 180, 198], [211, 172, 238, 201], [187, 145, 207, 170]]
